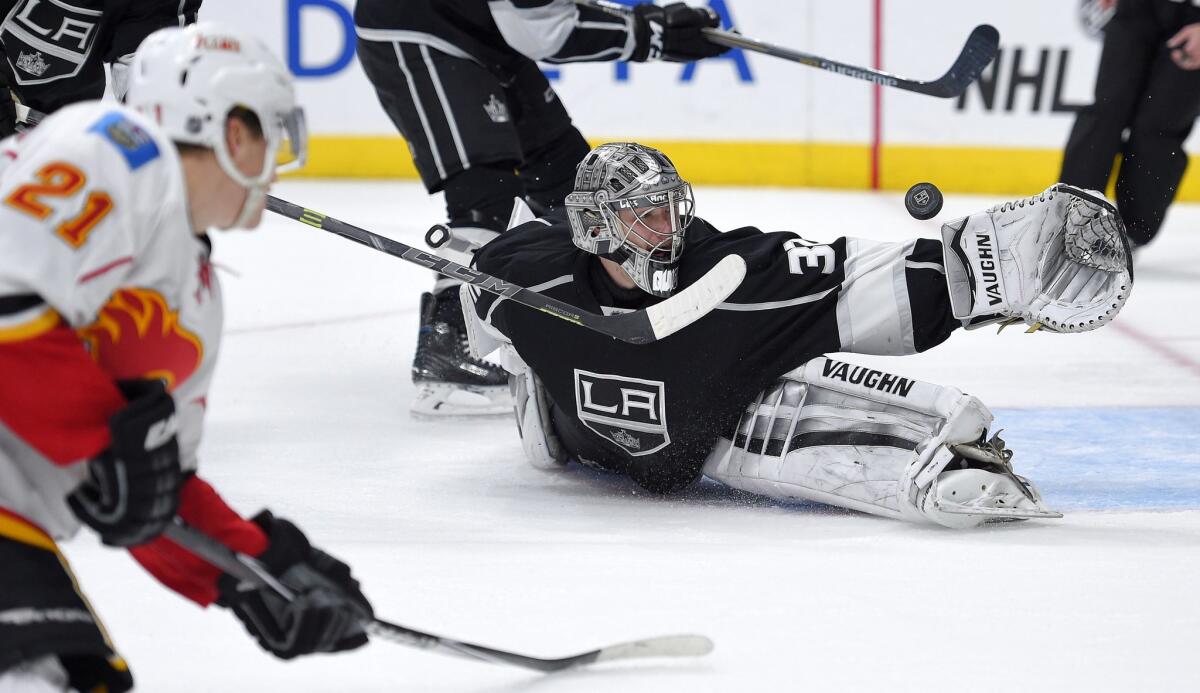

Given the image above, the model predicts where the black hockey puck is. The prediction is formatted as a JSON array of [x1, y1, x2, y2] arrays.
[[905, 182, 944, 220]]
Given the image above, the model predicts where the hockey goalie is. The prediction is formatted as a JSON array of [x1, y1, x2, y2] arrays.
[[463, 142, 1134, 528]]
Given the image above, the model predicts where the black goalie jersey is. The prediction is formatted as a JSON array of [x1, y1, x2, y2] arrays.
[[472, 214, 961, 492]]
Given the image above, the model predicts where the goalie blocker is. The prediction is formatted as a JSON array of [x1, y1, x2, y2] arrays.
[[703, 357, 1061, 528]]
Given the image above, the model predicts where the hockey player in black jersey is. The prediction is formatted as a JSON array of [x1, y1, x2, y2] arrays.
[[354, 0, 728, 416], [0, 0, 201, 135], [465, 142, 1135, 528]]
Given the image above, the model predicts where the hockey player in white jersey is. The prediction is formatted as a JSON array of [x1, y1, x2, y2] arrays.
[[0, 24, 373, 691], [468, 142, 1135, 529]]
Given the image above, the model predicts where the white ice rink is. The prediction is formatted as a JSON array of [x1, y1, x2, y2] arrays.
[[60, 180, 1200, 692]]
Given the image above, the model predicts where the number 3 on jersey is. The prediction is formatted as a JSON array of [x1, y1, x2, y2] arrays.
[[783, 238, 834, 275], [5, 162, 115, 248]]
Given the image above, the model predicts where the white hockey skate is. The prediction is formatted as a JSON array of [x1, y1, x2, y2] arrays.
[[925, 432, 1062, 524]]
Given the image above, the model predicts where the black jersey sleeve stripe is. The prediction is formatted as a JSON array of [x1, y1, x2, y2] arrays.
[[481, 274, 574, 327], [527, 275, 575, 293], [0, 294, 44, 316], [904, 260, 945, 274], [355, 27, 478, 62], [717, 286, 837, 311]]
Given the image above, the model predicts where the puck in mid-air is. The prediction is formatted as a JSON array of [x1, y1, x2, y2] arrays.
[[905, 182, 944, 220]]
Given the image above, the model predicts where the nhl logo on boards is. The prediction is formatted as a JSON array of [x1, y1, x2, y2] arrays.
[[483, 94, 510, 123], [15, 51, 48, 76], [574, 369, 670, 456]]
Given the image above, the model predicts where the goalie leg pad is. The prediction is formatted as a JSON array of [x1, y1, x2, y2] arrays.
[[508, 348, 568, 470], [701, 357, 1061, 528]]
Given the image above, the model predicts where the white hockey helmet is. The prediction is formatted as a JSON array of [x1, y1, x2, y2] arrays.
[[565, 143, 695, 297], [125, 22, 306, 225]]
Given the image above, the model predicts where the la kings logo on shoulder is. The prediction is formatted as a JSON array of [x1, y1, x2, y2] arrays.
[[3, 0, 100, 85], [574, 369, 669, 456]]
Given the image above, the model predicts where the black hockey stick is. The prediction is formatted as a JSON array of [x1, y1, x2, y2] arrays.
[[163, 520, 714, 672], [266, 195, 745, 345], [575, 0, 999, 98]]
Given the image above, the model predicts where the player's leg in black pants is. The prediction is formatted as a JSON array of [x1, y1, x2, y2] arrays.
[[357, 38, 529, 415], [1114, 44, 1200, 246], [504, 61, 591, 212], [1060, 0, 1160, 192], [355, 38, 529, 228], [0, 531, 133, 692]]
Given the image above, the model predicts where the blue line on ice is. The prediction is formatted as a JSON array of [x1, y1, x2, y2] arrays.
[[994, 407, 1200, 510]]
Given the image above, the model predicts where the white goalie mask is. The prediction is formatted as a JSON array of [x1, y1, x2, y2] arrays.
[[125, 23, 307, 229], [565, 143, 695, 297]]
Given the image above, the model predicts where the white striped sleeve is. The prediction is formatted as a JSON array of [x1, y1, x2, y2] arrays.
[[488, 0, 636, 63], [835, 237, 921, 355]]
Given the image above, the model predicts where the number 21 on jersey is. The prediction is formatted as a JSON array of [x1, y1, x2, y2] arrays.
[[783, 237, 834, 275], [5, 161, 114, 249]]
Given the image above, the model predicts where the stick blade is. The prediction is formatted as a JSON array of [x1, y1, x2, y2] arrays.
[[592, 634, 715, 664], [646, 254, 747, 341], [931, 24, 999, 97]]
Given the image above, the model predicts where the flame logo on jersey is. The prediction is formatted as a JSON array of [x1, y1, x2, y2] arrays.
[[77, 288, 204, 391]]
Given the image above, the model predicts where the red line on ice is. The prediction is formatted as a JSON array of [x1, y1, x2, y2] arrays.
[[1112, 320, 1200, 380]]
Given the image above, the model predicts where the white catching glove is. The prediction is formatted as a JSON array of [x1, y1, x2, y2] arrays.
[[941, 183, 1134, 333]]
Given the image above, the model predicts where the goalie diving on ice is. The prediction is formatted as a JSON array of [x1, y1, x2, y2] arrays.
[[463, 142, 1133, 528]]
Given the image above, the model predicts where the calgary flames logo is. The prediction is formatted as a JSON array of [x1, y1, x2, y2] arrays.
[[77, 288, 203, 391]]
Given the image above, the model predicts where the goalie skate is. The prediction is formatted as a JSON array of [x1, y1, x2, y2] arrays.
[[411, 381, 511, 418], [410, 290, 512, 418], [930, 433, 1062, 521]]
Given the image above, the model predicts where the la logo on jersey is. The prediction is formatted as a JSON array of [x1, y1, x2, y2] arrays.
[[574, 369, 669, 457], [4, 0, 100, 85]]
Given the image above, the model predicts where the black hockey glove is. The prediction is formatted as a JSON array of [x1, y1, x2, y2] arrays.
[[67, 379, 184, 547], [218, 511, 374, 660], [631, 2, 729, 62]]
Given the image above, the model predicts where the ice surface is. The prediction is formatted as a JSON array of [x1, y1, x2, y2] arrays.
[[59, 181, 1200, 692]]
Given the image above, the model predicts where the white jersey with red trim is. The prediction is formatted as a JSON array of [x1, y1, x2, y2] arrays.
[[0, 101, 222, 539]]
